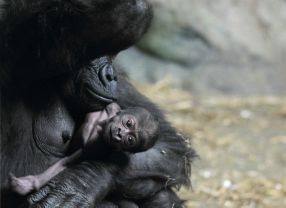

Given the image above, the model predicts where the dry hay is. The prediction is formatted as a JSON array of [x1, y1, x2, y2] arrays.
[[134, 78, 286, 208]]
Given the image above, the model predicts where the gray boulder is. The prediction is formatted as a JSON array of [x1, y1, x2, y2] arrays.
[[115, 0, 286, 96]]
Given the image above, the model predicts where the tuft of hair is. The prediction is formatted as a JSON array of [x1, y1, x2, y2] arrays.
[[122, 107, 159, 152]]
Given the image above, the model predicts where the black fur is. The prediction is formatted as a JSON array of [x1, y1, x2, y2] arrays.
[[0, 0, 152, 86], [0, 0, 196, 207]]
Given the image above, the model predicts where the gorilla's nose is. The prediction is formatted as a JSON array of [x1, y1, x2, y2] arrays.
[[100, 65, 117, 87], [112, 128, 122, 142], [97, 63, 118, 101], [116, 127, 122, 138]]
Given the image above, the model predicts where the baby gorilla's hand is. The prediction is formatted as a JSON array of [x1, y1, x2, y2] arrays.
[[8, 173, 40, 195]]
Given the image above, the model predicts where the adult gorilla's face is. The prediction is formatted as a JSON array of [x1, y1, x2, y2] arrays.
[[63, 56, 118, 111]]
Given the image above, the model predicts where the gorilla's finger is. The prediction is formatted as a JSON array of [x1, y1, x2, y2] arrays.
[[58, 196, 91, 208], [27, 185, 51, 204], [31, 193, 64, 208]]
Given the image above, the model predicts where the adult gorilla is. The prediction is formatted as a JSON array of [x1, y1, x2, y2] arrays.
[[0, 0, 195, 207]]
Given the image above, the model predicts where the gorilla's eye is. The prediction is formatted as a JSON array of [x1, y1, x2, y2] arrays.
[[126, 119, 132, 128], [127, 135, 136, 146]]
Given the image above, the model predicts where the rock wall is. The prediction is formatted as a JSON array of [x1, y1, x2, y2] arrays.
[[115, 0, 286, 96]]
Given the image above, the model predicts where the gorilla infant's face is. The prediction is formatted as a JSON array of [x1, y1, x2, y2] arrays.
[[102, 107, 159, 153], [104, 112, 140, 152]]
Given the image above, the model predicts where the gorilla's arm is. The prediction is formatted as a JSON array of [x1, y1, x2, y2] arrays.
[[27, 161, 117, 207], [114, 74, 195, 199], [26, 73, 195, 207], [0, 0, 152, 84]]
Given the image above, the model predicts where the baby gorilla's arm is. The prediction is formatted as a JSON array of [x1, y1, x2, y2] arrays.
[[9, 150, 83, 195]]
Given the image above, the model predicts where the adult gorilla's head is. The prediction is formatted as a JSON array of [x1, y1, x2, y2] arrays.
[[62, 56, 118, 111], [0, 0, 152, 89]]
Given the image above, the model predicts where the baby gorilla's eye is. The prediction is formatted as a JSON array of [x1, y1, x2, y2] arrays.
[[126, 119, 132, 128], [127, 135, 136, 146]]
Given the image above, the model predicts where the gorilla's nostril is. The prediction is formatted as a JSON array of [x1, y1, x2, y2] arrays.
[[117, 127, 122, 137], [100, 65, 117, 87], [105, 66, 116, 81], [106, 74, 113, 81]]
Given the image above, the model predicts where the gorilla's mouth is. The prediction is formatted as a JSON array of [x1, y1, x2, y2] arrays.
[[108, 127, 113, 145], [108, 126, 121, 146], [86, 87, 115, 103]]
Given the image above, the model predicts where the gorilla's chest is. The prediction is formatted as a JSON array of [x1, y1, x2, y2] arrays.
[[2, 93, 75, 156], [32, 98, 75, 157], [1, 93, 75, 177]]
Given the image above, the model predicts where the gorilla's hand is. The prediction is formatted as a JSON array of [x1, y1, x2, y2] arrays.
[[27, 162, 114, 208]]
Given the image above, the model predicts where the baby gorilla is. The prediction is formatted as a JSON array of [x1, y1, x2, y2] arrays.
[[9, 103, 159, 196]]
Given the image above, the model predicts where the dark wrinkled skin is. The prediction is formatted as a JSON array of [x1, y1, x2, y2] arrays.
[[0, 0, 196, 207]]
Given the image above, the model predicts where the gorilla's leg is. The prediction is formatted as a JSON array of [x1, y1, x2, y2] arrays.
[[95, 200, 138, 208], [139, 189, 184, 208], [118, 200, 139, 208], [95, 201, 118, 208]]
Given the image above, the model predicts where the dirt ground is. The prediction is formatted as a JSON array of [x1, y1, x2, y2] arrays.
[[136, 80, 286, 208]]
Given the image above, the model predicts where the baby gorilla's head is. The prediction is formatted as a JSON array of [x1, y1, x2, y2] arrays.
[[103, 107, 159, 153]]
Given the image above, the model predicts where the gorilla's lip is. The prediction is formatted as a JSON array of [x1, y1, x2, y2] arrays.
[[109, 126, 120, 145], [109, 127, 113, 145], [86, 87, 115, 103]]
